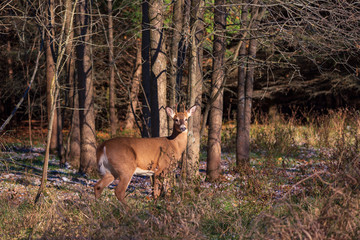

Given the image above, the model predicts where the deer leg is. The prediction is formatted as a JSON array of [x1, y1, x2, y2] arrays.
[[94, 173, 115, 199], [153, 174, 161, 199], [153, 158, 170, 199], [114, 172, 133, 204], [161, 168, 170, 196]]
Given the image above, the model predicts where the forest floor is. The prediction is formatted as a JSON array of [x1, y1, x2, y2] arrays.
[[1, 112, 360, 239], [0, 142, 329, 206]]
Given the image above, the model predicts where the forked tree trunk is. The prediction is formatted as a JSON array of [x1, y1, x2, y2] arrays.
[[236, 3, 264, 170], [124, 40, 142, 130], [149, 0, 167, 138], [77, 0, 96, 174], [207, 0, 226, 181], [108, 0, 118, 136], [186, 0, 204, 180]]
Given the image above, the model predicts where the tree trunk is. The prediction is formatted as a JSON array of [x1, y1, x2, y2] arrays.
[[236, 3, 264, 170], [77, 0, 96, 174], [45, 0, 58, 153], [168, 0, 183, 134], [149, 0, 167, 138], [65, 0, 80, 164], [69, 83, 80, 164], [236, 3, 249, 169], [207, 0, 226, 181], [186, 0, 204, 180], [35, 88, 59, 203], [4, 27, 13, 122], [141, 0, 151, 137], [124, 40, 142, 130], [108, 0, 117, 136], [57, 101, 65, 165]]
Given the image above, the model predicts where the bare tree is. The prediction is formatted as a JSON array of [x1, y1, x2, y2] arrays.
[[44, 0, 66, 163], [185, 0, 204, 181], [207, 0, 226, 181], [149, 0, 167, 137], [236, 1, 265, 170], [76, 0, 96, 174], [236, 2, 250, 171], [45, 0, 58, 154], [141, 0, 151, 137], [124, 40, 142, 130], [36, 0, 77, 201], [108, 0, 117, 136], [168, 0, 184, 134], [66, 0, 80, 164]]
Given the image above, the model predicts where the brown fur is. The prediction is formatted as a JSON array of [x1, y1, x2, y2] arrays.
[[94, 105, 197, 204]]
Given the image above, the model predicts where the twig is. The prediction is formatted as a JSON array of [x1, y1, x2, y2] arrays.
[[280, 170, 327, 200], [0, 47, 43, 134]]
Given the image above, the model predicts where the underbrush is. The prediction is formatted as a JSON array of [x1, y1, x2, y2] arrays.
[[1, 109, 360, 239], [246, 108, 360, 239], [0, 181, 260, 239]]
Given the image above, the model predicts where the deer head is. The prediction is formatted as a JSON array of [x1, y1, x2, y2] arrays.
[[165, 105, 197, 133]]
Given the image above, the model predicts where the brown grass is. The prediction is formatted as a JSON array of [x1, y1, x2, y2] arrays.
[[1, 108, 360, 239]]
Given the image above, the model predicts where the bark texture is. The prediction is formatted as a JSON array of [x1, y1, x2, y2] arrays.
[[236, 2, 264, 170], [76, 0, 96, 174], [108, 0, 117, 136], [45, 0, 58, 153], [168, 0, 184, 134], [149, 0, 167, 137], [141, 0, 151, 137], [186, 0, 204, 180], [207, 0, 226, 181], [124, 40, 142, 130], [65, 0, 80, 164]]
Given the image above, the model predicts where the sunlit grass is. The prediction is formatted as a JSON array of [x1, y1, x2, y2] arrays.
[[1, 109, 360, 239]]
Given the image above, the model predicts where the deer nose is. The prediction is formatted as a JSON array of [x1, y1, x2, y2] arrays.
[[180, 125, 187, 132]]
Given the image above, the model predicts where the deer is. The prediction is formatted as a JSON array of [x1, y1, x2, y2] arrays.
[[94, 105, 197, 204]]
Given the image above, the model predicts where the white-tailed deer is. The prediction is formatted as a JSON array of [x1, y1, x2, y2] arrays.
[[94, 105, 197, 204]]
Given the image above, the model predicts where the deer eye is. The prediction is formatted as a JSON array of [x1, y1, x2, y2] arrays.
[[175, 119, 179, 123], [185, 118, 188, 122]]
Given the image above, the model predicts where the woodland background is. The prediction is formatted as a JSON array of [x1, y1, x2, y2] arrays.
[[1, 0, 360, 239]]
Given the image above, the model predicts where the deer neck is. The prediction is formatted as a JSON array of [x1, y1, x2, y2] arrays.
[[167, 129, 188, 154]]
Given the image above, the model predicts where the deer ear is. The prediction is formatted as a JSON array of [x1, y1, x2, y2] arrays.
[[165, 107, 175, 119], [187, 105, 197, 117]]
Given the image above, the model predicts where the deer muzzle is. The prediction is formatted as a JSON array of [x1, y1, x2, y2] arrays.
[[180, 125, 187, 132]]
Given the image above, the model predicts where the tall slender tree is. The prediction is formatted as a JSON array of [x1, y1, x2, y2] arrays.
[[236, 2, 265, 171], [44, 0, 65, 163], [168, 0, 184, 134], [207, 0, 227, 181], [236, 2, 249, 171], [185, 0, 204, 180], [149, 0, 167, 137], [45, 0, 58, 153], [66, 0, 80, 164], [76, 0, 96, 174], [141, 0, 151, 137], [108, 0, 117, 136], [5, 27, 13, 122], [124, 39, 142, 130]]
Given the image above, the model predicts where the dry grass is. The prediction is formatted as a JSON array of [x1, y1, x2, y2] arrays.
[[0, 181, 248, 239], [1, 109, 360, 239]]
